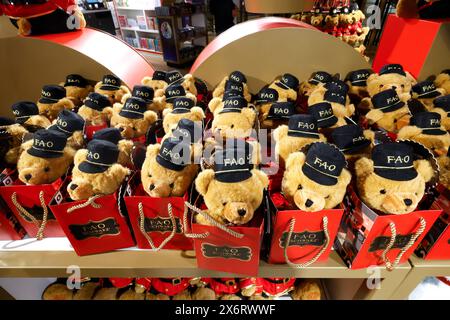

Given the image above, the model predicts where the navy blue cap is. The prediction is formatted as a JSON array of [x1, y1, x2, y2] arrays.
[[350, 2, 359, 11], [379, 64, 406, 76], [39, 85, 66, 104], [220, 139, 255, 163], [172, 97, 195, 114], [275, 73, 299, 91], [132, 85, 154, 103], [64, 74, 88, 88], [92, 127, 122, 145], [165, 85, 186, 103], [412, 80, 441, 99], [341, 6, 350, 14], [156, 137, 190, 171], [229, 71, 247, 84], [255, 87, 279, 104], [100, 75, 121, 91], [329, 7, 339, 15], [214, 148, 252, 183], [11, 101, 39, 124], [27, 129, 67, 159], [287, 114, 320, 138], [410, 111, 446, 135], [119, 97, 147, 119], [0, 117, 15, 127], [371, 89, 405, 113], [223, 90, 242, 100], [48, 110, 85, 136], [331, 124, 370, 154], [308, 71, 332, 85], [302, 142, 346, 186], [84, 92, 111, 111], [171, 119, 202, 144], [347, 69, 372, 87], [165, 71, 184, 85], [79, 140, 119, 174], [308, 102, 338, 128], [224, 80, 244, 96], [434, 95, 450, 113], [267, 102, 295, 119], [324, 90, 346, 105], [219, 96, 247, 114], [372, 142, 417, 181], [152, 70, 167, 81]]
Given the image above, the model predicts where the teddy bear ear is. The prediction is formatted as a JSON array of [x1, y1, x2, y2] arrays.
[[241, 107, 256, 124], [208, 97, 222, 113], [397, 126, 422, 140], [285, 152, 306, 171], [121, 93, 131, 104], [355, 157, 374, 177], [120, 85, 131, 95], [145, 143, 161, 159], [21, 139, 34, 152], [405, 72, 417, 85], [154, 89, 165, 98], [340, 168, 352, 187], [251, 169, 269, 189], [363, 129, 375, 144], [112, 103, 123, 113], [414, 159, 434, 183], [195, 169, 215, 196], [272, 125, 288, 143], [162, 108, 172, 118], [144, 110, 158, 124], [118, 139, 134, 156], [365, 108, 385, 123], [103, 106, 114, 118], [94, 81, 102, 91], [187, 93, 197, 105], [74, 149, 88, 166], [59, 98, 75, 110], [191, 107, 206, 120], [109, 164, 131, 181]]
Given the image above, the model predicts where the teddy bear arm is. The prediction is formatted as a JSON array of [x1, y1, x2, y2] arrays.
[[365, 109, 385, 123], [272, 125, 288, 143], [397, 126, 422, 140], [195, 169, 215, 196], [5, 147, 22, 164], [69, 131, 85, 150]]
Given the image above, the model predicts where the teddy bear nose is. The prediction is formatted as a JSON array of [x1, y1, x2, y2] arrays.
[[70, 183, 78, 190], [237, 209, 246, 217], [391, 86, 397, 90], [305, 199, 314, 208], [24, 174, 32, 181], [149, 184, 155, 191], [404, 199, 413, 206]]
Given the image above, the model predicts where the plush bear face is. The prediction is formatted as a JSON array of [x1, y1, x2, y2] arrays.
[[355, 157, 434, 214], [195, 169, 268, 225], [162, 107, 205, 134], [37, 98, 74, 121], [282, 152, 351, 212], [153, 92, 197, 114], [77, 105, 111, 126], [340, 13, 353, 25], [435, 72, 450, 94], [141, 77, 168, 91], [94, 82, 130, 105], [211, 108, 256, 140], [366, 73, 415, 102], [365, 106, 410, 132], [107, 103, 158, 139], [140, 144, 198, 198], [308, 88, 355, 118], [325, 14, 339, 27], [299, 81, 316, 97], [310, 14, 324, 27], [65, 86, 92, 106], [268, 82, 297, 102]]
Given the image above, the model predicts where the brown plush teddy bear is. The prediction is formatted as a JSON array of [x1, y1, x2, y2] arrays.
[[153, 84, 197, 113], [411, 80, 446, 111], [162, 97, 205, 134], [299, 71, 333, 98], [345, 69, 373, 105], [282, 142, 351, 212], [62, 74, 93, 107], [48, 110, 85, 151], [161, 119, 203, 162], [154, 71, 197, 97], [92, 128, 134, 168], [94, 74, 130, 105], [1, 116, 29, 165], [146, 278, 193, 300], [107, 97, 158, 140], [37, 85, 75, 121], [397, 112, 450, 156], [308, 101, 348, 130], [435, 70, 450, 94], [194, 148, 268, 225], [273, 114, 327, 165], [331, 124, 375, 163], [17, 129, 75, 185], [268, 73, 299, 102], [141, 138, 199, 198], [355, 142, 434, 214], [323, 8, 341, 37], [431, 95, 450, 130], [437, 149, 450, 189], [141, 70, 168, 91], [121, 85, 160, 113], [308, 83, 355, 119], [290, 279, 322, 300], [77, 92, 113, 126], [310, 9, 324, 29], [11, 101, 51, 131], [67, 140, 130, 201], [212, 71, 252, 102]]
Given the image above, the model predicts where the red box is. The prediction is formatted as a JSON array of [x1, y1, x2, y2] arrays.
[[373, 15, 450, 79], [124, 172, 193, 251], [335, 185, 441, 269], [0, 168, 65, 238], [0, 169, 26, 240], [84, 123, 108, 141], [416, 184, 450, 260], [267, 194, 344, 266], [50, 178, 135, 256]]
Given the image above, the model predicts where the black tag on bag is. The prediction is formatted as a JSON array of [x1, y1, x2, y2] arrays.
[[369, 233, 414, 252], [143, 216, 182, 233], [201, 243, 252, 261], [69, 218, 120, 240], [279, 230, 325, 247]]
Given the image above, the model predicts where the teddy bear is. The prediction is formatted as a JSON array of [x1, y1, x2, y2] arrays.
[[194, 147, 268, 225], [299, 71, 333, 98], [239, 278, 266, 300], [345, 69, 373, 105], [17, 129, 75, 185], [431, 95, 450, 130], [365, 88, 411, 133], [141, 137, 198, 198], [308, 82, 355, 119], [92, 128, 134, 168], [153, 84, 197, 113], [268, 73, 299, 102], [323, 8, 341, 37], [11, 101, 51, 131], [397, 112, 450, 156], [161, 119, 203, 163], [37, 85, 75, 121], [290, 279, 322, 300], [310, 8, 324, 30], [348, 2, 369, 44], [0, 116, 29, 165], [212, 71, 252, 102], [141, 70, 168, 91], [206, 278, 241, 300], [77, 92, 113, 126], [162, 97, 205, 134], [121, 85, 160, 113], [331, 124, 375, 164], [435, 70, 450, 94], [260, 278, 296, 298], [355, 142, 434, 214], [308, 101, 348, 130], [67, 140, 130, 201], [145, 278, 195, 300], [301, 11, 312, 24], [48, 110, 85, 151], [437, 149, 450, 189], [61, 74, 93, 107], [253, 86, 283, 114], [259, 101, 296, 130], [153, 71, 197, 97], [410, 80, 446, 111], [273, 114, 327, 165], [396, 0, 450, 19], [107, 97, 158, 140], [94, 74, 130, 105], [282, 142, 351, 212]]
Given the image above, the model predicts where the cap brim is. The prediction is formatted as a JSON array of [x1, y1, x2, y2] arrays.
[[100, 85, 120, 91], [316, 115, 338, 128], [380, 101, 405, 113], [308, 79, 320, 85], [418, 91, 441, 99], [166, 96, 184, 103], [78, 161, 109, 174], [340, 139, 371, 154], [172, 109, 190, 114], [375, 167, 417, 181], [215, 171, 252, 183], [119, 110, 143, 119], [287, 130, 320, 138], [422, 128, 447, 135], [219, 108, 241, 114], [15, 117, 28, 125], [156, 154, 185, 171], [64, 83, 85, 88], [302, 164, 337, 186], [47, 124, 71, 137], [84, 100, 104, 111], [38, 98, 55, 104], [27, 147, 63, 159]]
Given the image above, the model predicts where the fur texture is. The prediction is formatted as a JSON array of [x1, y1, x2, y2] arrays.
[[365, 106, 410, 132], [162, 107, 205, 134], [437, 155, 450, 189], [212, 76, 252, 102], [308, 86, 355, 118], [397, 125, 450, 155], [107, 103, 158, 139], [153, 92, 197, 114], [94, 82, 130, 104], [37, 98, 75, 121], [211, 108, 256, 140], [268, 78, 297, 101], [435, 72, 450, 95], [77, 104, 112, 126]]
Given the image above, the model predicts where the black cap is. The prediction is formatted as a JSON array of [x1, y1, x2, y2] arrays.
[[223, 90, 242, 100], [412, 80, 441, 99], [92, 127, 122, 145], [331, 124, 370, 154], [350, 2, 359, 11], [119, 97, 147, 119], [39, 85, 66, 104], [371, 89, 405, 113], [434, 95, 450, 113], [267, 101, 295, 119], [308, 71, 332, 85], [0, 117, 15, 127], [152, 70, 167, 81], [229, 71, 247, 84], [165, 71, 184, 86], [100, 75, 121, 91], [171, 119, 202, 144], [27, 129, 67, 159], [220, 139, 255, 163], [214, 148, 252, 183], [84, 92, 111, 111], [325, 80, 349, 93], [79, 140, 119, 174], [372, 142, 417, 181], [132, 85, 154, 103], [324, 90, 346, 105], [11, 101, 39, 124], [308, 102, 338, 128], [329, 7, 339, 15], [301, 142, 346, 186], [64, 74, 88, 88], [410, 111, 446, 135], [341, 6, 350, 14], [287, 114, 320, 138], [48, 110, 85, 136], [348, 69, 372, 87], [379, 64, 406, 76], [219, 96, 247, 114], [255, 88, 279, 104], [275, 73, 299, 91], [165, 85, 186, 103], [172, 97, 195, 114], [441, 69, 450, 76], [224, 80, 244, 96], [156, 137, 190, 171]]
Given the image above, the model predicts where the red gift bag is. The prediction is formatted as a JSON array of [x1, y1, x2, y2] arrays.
[[124, 172, 193, 251], [84, 123, 109, 141], [50, 178, 135, 256], [0, 168, 65, 239]]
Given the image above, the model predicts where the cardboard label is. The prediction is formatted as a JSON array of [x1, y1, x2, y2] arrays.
[[201, 243, 252, 261], [279, 230, 325, 247], [69, 218, 120, 240], [143, 216, 182, 233], [369, 233, 414, 252]]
